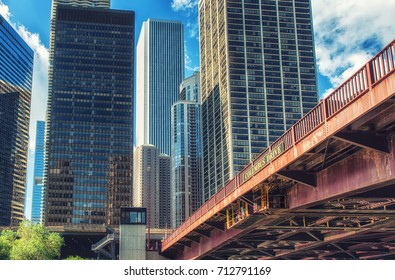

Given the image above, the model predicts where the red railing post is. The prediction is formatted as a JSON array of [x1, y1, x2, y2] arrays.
[[323, 96, 329, 120], [291, 125, 296, 147], [366, 60, 373, 90], [389, 42, 395, 70]]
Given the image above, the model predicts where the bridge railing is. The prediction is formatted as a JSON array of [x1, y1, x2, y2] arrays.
[[325, 66, 369, 118], [294, 102, 325, 143], [371, 42, 395, 84], [162, 39, 395, 250]]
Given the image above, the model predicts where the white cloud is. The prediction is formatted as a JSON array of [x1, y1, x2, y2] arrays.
[[312, 0, 395, 91], [171, 0, 198, 12], [187, 21, 199, 39], [185, 41, 200, 73], [0, 2, 49, 150], [0, 1, 10, 21], [18, 26, 49, 151]]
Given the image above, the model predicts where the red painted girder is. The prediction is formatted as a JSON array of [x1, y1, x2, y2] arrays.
[[287, 135, 395, 209], [177, 228, 243, 260], [162, 73, 395, 254]]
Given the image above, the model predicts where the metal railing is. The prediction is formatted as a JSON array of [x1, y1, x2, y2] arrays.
[[162, 39, 395, 250], [91, 233, 115, 252]]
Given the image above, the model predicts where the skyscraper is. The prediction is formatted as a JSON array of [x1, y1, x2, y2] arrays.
[[171, 72, 203, 228], [136, 19, 184, 156], [0, 15, 34, 226], [31, 121, 45, 224], [133, 145, 171, 229], [50, 0, 111, 50], [133, 145, 160, 229], [52, 0, 110, 13], [44, 5, 134, 227], [158, 154, 171, 229], [49, 1, 112, 105], [199, 0, 318, 200]]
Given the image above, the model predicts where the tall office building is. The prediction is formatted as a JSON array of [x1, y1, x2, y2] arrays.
[[133, 145, 171, 229], [31, 121, 45, 224], [159, 154, 171, 229], [0, 15, 34, 226], [136, 19, 184, 156], [171, 72, 203, 228], [49, 1, 112, 103], [133, 145, 160, 229], [199, 0, 318, 200], [44, 5, 134, 227], [52, 0, 110, 13], [50, 0, 111, 49]]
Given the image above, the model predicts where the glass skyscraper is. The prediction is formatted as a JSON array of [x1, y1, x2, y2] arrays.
[[49, 1, 111, 67], [31, 121, 45, 224], [136, 19, 184, 156], [44, 5, 135, 227], [199, 0, 318, 200], [171, 72, 203, 228], [0, 14, 34, 226]]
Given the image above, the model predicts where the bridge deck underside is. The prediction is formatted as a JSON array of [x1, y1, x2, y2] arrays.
[[162, 78, 395, 260], [203, 189, 395, 260]]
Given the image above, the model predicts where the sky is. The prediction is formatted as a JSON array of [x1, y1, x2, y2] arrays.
[[1, 0, 395, 219]]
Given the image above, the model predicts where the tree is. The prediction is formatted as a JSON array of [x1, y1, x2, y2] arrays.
[[0, 220, 64, 260], [0, 229, 16, 260], [65, 255, 88, 260]]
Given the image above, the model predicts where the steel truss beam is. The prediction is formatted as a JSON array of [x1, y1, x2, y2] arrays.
[[290, 209, 395, 218], [333, 131, 390, 153], [265, 219, 395, 259], [204, 221, 225, 231], [193, 229, 211, 238], [277, 171, 316, 188], [184, 235, 200, 243]]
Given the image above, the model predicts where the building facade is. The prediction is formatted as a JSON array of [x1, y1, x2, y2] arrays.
[[136, 19, 184, 156], [171, 72, 203, 228], [44, 5, 134, 227], [133, 145, 171, 229], [50, 0, 111, 51], [119, 207, 147, 260], [133, 145, 160, 229], [0, 15, 34, 226], [31, 121, 45, 224], [199, 0, 318, 200], [158, 154, 171, 229]]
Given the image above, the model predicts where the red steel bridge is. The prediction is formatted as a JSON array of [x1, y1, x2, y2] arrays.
[[161, 40, 395, 260]]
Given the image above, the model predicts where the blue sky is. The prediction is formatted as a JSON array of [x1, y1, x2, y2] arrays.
[[1, 0, 201, 73], [1, 0, 395, 219]]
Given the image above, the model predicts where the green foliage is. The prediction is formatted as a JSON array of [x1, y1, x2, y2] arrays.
[[0, 220, 64, 260], [0, 229, 16, 260], [65, 255, 88, 260]]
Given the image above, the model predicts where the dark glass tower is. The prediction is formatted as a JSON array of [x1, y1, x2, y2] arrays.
[[199, 0, 318, 200], [44, 6, 134, 227], [0, 15, 34, 226]]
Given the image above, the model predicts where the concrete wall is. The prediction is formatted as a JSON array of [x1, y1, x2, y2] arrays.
[[146, 251, 169, 260], [119, 224, 146, 260]]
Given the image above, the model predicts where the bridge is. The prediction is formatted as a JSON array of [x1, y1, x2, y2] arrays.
[[161, 40, 395, 260]]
